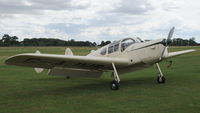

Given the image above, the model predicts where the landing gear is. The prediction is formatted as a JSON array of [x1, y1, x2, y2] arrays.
[[110, 80, 119, 90], [110, 63, 120, 90], [155, 63, 166, 84], [157, 75, 165, 83]]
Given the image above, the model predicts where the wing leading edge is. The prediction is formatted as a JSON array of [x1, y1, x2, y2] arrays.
[[5, 53, 130, 70]]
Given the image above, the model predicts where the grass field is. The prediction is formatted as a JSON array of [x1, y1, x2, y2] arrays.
[[0, 46, 199, 113]]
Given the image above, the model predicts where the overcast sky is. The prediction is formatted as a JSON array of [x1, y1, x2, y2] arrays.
[[0, 0, 200, 43]]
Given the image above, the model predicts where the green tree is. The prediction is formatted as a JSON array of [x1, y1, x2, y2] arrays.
[[0, 39, 2, 46], [99, 40, 111, 46], [1, 34, 19, 46], [188, 37, 197, 46]]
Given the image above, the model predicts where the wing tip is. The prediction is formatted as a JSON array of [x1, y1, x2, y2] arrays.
[[4, 53, 28, 65], [4, 56, 16, 65]]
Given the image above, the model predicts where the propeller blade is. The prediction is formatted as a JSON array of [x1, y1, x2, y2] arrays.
[[160, 27, 175, 60], [166, 27, 175, 46]]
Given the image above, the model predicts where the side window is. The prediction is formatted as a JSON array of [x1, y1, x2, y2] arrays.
[[108, 41, 120, 54], [108, 45, 113, 54], [114, 44, 119, 52], [100, 48, 107, 55]]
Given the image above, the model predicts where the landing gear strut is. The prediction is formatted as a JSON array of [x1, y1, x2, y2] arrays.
[[155, 63, 166, 83], [110, 63, 120, 90]]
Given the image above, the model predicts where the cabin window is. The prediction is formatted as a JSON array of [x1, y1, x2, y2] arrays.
[[121, 39, 136, 51], [108, 41, 120, 54], [137, 37, 143, 42], [114, 43, 119, 52], [108, 45, 113, 54], [100, 48, 107, 55]]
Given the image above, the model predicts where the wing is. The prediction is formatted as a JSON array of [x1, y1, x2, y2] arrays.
[[163, 49, 195, 59], [5, 53, 130, 70]]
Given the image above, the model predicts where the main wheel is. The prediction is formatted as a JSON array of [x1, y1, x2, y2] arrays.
[[110, 81, 119, 90], [157, 76, 165, 83]]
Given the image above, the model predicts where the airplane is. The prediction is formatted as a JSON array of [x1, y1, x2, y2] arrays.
[[5, 27, 195, 90]]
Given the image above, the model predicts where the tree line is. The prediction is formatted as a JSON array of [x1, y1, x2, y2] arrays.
[[0, 34, 111, 47], [0, 34, 199, 47], [170, 37, 198, 46]]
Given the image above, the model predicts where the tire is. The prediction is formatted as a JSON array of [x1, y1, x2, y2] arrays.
[[110, 81, 119, 90], [157, 76, 165, 83]]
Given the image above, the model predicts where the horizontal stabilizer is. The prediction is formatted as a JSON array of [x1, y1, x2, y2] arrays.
[[163, 49, 195, 59]]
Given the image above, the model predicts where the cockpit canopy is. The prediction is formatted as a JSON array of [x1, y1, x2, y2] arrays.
[[121, 38, 136, 51], [100, 37, 143, 55]]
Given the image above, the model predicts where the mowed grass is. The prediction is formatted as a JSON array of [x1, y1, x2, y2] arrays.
[[0, 46, 200, 113]]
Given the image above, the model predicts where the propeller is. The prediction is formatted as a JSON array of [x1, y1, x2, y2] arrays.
[[166, 27, 175, 46], [160, 27, 175, 60]]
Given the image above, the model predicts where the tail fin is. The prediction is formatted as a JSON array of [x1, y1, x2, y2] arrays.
[[65, 48, 73, 56]]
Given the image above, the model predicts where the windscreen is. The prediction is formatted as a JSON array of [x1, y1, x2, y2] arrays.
[[121, 39, 136, 51]]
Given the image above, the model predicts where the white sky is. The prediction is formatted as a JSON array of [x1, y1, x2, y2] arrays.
[[0, 0, 200, 43]]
